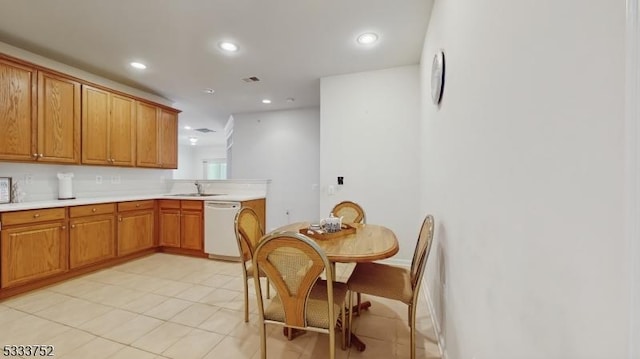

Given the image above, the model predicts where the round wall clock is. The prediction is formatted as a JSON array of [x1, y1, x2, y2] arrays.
[[431, 50, 445, 105]]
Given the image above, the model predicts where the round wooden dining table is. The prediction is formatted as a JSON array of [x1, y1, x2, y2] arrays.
[[270, 221, 399, 351], [273, 222, 399, 263]]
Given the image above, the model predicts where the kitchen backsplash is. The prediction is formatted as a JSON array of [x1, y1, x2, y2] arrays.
[[0, 163, 172, 202]]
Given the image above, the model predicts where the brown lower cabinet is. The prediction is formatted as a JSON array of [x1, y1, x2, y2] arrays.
[[158, 200, 203, 251], [117, 200, 155, 256], [0, 208, 69, 288], [69, 203, 116, 269], [0, 197, 263, 297]]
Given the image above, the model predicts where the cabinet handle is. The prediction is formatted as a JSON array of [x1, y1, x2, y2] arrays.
[[92, 208, 97, 212], [118, 216, 122, 222], [135, 204, 140, 207], [61, 225, 66, 230], [71, 224, 76, 229], [38, 153, 43, 158], [33, 214, 40, 218], [32, 153, 38, 158]]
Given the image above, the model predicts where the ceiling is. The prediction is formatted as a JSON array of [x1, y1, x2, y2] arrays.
[[0, 0, 432, 146]]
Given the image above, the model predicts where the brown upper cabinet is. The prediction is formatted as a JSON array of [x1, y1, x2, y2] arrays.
[[136, 103, 178, 169], [0, 59, 81, 164], [0, 53, 179, 168], [37, 71, 81, 164], [82, 85, 136, 166], [0, 58, 36, 161]]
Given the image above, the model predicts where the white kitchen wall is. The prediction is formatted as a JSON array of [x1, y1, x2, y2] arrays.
[[174, 145, 196, 179], [0, 163, 171, 202], [320, 66, 421, 262], [231, 108, 320, 231], [174, 145, 226, 179], [420, 1, 628, 358]]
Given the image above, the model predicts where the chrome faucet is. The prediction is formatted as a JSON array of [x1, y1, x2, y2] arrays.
[[195, 181, 204, 195]]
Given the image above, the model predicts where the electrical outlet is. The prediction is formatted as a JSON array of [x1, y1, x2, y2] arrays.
[[25, 174, 33, 184], [95, 175, 102, 184], [111, 175, 121, 184]]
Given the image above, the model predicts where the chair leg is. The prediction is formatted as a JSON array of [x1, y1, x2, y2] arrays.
[[266, 277, 271, 299], [260, 323, 267, 359], [410, 304, 417, 359], [356, 292, 361, 316], [329, 318, 336, 359], [347, 291, 353, 347], [243, 278, 249, 323], [341, 304, 346, 350]]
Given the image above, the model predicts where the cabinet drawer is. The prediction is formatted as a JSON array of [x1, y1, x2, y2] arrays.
[[181, 200, 203, 210], [158, 199, 180, 209], [1, 208, 66, 226], [118, 200, 155, 212], [69, 203, 115, 218]]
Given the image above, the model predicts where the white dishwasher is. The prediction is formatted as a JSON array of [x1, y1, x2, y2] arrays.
[[204, 201, 242, 261]]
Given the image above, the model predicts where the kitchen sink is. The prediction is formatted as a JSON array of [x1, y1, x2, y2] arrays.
[[167, 193, 227, 197]]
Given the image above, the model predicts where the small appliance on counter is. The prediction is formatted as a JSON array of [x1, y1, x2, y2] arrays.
[[57, 172, 75, 200]]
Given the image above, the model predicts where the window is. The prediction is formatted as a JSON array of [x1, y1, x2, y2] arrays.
[[203, 159, 227, 180]]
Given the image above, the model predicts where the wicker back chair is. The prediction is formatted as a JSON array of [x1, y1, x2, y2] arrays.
[[253, 231, 348, 359], [331, 201, 366, 224], [234, 207, 270, 322], [346, 215, 435, 359]]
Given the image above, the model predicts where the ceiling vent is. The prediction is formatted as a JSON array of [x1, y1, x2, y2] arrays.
[[242, 76, 261, 83], [194, 128, 215, 133]]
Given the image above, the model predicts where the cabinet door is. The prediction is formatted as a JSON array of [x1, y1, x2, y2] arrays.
[[242, 199, 266, 233], [181, 210, 203, 250], [136, 102, 160, 167], [110, 94, 136, 166], [0, 58, 37, 161], [1, 221, 68, 288], [37, 71, 80, 163], [69, 214, 116, 269], [81, 85, 110, 165], [159, 209, 181, 247], [117, 210, 154, 256], [159, 108, 178, 169]]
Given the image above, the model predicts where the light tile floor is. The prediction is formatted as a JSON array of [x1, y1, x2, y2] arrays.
[[0, 253, 441, 359]]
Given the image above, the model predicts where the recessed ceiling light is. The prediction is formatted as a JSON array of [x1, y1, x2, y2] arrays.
[[262, 99, 272, 104], [203, 88, 215, 94], [356, 33, 378, 45], [189, 137, 198, 145], [219, 42, 239, 52], [184, 126, 192, 130], [130, 62, 147, 69]]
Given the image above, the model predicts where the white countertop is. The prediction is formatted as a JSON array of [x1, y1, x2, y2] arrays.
[[0, 193, 266, 213]]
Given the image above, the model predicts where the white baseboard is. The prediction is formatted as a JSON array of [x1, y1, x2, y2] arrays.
[[423, 276, 446, 359]]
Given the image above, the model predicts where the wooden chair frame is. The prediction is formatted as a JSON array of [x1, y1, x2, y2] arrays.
[[253, 231, 346, 359], [347, 214, 435, 359], [331, 200, 366, 224], [234, 207, 270, 323]]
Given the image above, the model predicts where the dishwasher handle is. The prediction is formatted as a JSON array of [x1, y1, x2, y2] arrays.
[[205, 202, 241, 209]]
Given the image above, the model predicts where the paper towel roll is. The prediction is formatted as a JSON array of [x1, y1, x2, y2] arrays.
[[57, 173, 74, 199]]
